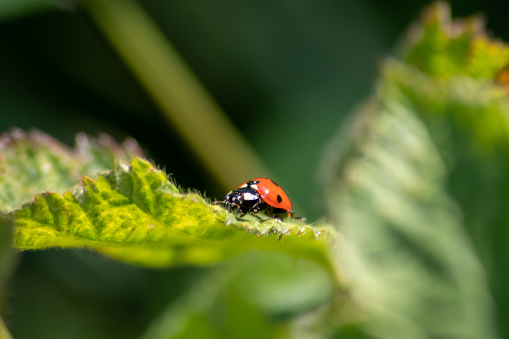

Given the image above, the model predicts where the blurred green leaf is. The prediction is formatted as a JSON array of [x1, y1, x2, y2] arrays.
[[403, 2, 509, 80], [325, 98, 496, 338], [10, 157, 336, 269], [322, 3, 509, 338], [0, 219, 14, 339], [0, 219, 13, 307], [0, 128, 144, 213], [142, 252, 333, 339], [393, 4, 509, 336], [0, 318, 13, 339], [0, 0, 66, 20]]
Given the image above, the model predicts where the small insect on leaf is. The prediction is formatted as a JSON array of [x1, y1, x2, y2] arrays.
[[218, 178, 301, 221]]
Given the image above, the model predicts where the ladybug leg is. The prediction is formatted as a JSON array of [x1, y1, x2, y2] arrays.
[[269, 208, 282, 223], [238, 200, 262, 219], [256, 206, 282, 223], [289, 211, 307, 221], [237, 200, 273, 222], [215, 201, 242, 213], [246, 200, 261, 214], [271, 210, 283, 223]]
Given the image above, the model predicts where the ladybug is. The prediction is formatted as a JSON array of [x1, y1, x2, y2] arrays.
[[218, 178, 300, 220]]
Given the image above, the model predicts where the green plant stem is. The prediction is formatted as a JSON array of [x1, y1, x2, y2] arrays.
[[0, 318, 12, 339], [85, 0, 271, 191]]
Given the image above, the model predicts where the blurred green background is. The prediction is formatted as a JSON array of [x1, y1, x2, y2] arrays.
[[2, 0, 509, 218], [1, 0, 509, 338]]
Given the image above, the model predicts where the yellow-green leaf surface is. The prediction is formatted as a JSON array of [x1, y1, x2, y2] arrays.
[[11, 157, 335, 270], [0, 128, 144, 213]]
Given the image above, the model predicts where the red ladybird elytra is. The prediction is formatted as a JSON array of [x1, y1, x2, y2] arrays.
[[217, 178, 303, 221]]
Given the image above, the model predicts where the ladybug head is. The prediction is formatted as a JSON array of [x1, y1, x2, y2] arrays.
[[224, 190, 244, 211], [223, 187, 260, 213]]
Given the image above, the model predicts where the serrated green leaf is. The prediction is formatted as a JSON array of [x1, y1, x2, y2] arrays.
[[322, 4, 504, 338], [380, 56, 509, 338], [0, 128, 144, 213], [11, 157, 336, 270], [324, 100, 496, 339], [403, 2, 509, 80], [380, 6, 509, 336]]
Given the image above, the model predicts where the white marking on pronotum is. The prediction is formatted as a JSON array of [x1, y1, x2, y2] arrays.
[[242, 192, 258, 201]]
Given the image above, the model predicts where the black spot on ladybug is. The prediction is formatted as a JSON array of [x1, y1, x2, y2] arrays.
[[248, 180, 260, 186], [270, 179, 280, 187], [277, 195, 282, 203]]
